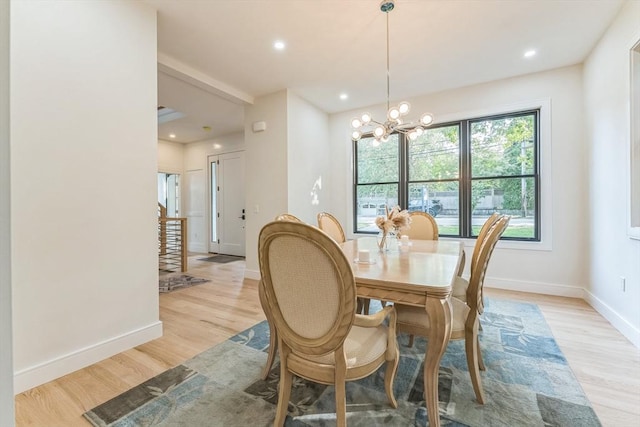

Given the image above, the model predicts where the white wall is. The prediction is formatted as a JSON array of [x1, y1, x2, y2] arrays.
[[330, 65, 588, 297], [10, 1, 161, 392], [1, 0, 14, 423], [583, 0, 640, 347], [158, 139, 184, 173], [244, 91, 289, 276], [182, 132, 245, 253], [287, 92, 330, 224]]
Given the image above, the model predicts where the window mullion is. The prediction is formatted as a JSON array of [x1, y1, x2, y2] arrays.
[[459, 121, 470, 237], [399, 133, 408, 209]]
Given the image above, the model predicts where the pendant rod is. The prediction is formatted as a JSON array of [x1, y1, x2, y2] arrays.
[[386, 11, 391, 112]]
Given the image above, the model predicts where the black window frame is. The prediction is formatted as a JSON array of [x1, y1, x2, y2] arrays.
[[352, 109, 541, 242]]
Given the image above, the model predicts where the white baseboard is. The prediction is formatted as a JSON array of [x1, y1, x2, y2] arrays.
[[583, 290, 640, 348], [14, 321, 163, 394], [485, 276, 585, 299]]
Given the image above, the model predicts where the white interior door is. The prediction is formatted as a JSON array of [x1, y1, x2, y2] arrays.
[[209, 151, 245, 256]]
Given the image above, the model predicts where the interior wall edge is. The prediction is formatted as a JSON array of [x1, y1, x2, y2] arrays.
[[0, 0, 14, 424]]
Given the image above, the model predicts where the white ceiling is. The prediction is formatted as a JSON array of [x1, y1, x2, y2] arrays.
[[149, 0, 625, 143]]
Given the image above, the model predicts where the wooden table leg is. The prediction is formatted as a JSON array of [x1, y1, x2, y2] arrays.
[[424, 296, 453, 427]]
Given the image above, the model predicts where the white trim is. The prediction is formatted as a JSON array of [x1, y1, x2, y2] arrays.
[[584, 290, 640, 348], [485, 277, 584, 299], [629, 38, 640, 240], [13, 321, 163, 394]]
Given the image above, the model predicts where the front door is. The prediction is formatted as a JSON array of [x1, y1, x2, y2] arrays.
[[209, 151, 245, 256]]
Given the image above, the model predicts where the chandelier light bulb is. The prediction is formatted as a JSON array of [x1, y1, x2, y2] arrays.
[[398, 102, 410, 115], [373, 125, 385, 138], [351, 118, 362, 129], [420, 113, 434, 126], [408, 131, 418, 141], [388, 107, 400, 121], [415, 127, 424, 136], [351, 130, 362, 141], [372, 139, 381, 147], [361, 113, 372, 124], [381, 134, 390, 143]]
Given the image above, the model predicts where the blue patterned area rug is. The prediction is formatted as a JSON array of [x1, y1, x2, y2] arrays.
[[83, 299, 601, 426]]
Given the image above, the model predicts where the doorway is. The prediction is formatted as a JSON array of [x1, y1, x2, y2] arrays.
[[209, 151, 246, 256], [157, 172, 180, 217]]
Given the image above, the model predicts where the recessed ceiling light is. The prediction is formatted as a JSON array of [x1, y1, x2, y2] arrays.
[[524, 50, 536, 58], [274, 41, 285, 50], [169, 133, 176, 138], [340, 93, 348, 100]]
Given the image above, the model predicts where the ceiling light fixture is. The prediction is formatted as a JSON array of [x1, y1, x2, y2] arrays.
[[351, 0, 433, 144], [169, 133, 176, 138], [340, 93, 348, 100], [274, 40, 285, 50], [524, 49, 536, 58]]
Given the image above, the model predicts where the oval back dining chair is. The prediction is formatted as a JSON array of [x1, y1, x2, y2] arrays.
[[274, 213, 303, 222], [395, 215, 510, 405], [317, 211, 376, 315], [453, 212, 503, 300], [259, 221, 400, 426], [401, 211, 439, 240], [317, 211, 346, 243], [259, 214, 306, 378]]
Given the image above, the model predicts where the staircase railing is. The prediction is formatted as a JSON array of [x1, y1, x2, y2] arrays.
[[158, 203, 188, 272]]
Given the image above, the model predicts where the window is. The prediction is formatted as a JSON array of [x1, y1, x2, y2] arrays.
[[353, 110, 539, 241]]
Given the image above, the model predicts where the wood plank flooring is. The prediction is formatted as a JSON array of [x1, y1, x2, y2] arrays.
[[14, 255, 640, 426]]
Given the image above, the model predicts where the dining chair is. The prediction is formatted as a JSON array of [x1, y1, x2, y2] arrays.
[[316, 211, 346, 243], [401, 211, 439, 240], [274, 213, 303, 222], [316, 212, 372, 314], [394, 215, 510, 405], [259, 213, 306, 379], [259, 221, 400, 427], [453, 212, 502, 303]]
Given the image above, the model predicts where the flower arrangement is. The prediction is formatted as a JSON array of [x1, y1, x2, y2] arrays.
[[375, 205, 411, 250]]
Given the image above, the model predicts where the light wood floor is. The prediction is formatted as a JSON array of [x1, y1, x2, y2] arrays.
[[14, 255, 640, 426]]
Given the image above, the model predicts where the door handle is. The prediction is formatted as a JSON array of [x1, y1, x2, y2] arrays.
[[239, 214, 245, 220]]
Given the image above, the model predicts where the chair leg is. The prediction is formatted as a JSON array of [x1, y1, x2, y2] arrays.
[[335, 379, 347, 427], [262, 322, 278, 380], [407, 334, 415, 348], [274, 347, 292, 427], [477, 336, 486, 371], [334, 346, 348, 427], [363, 298, 370, 315], [384, 346, 399, 408], [465, 326, 485, 404], [259, 283, 278, 380]]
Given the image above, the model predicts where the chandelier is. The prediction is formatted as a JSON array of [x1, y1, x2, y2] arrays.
[[350, 0, 434, 145]]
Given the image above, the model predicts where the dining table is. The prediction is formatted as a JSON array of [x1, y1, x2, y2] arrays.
[[340, 236, 463, 427]]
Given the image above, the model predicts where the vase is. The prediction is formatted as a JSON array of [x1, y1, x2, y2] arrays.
[[377, 230, 397, 251]]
